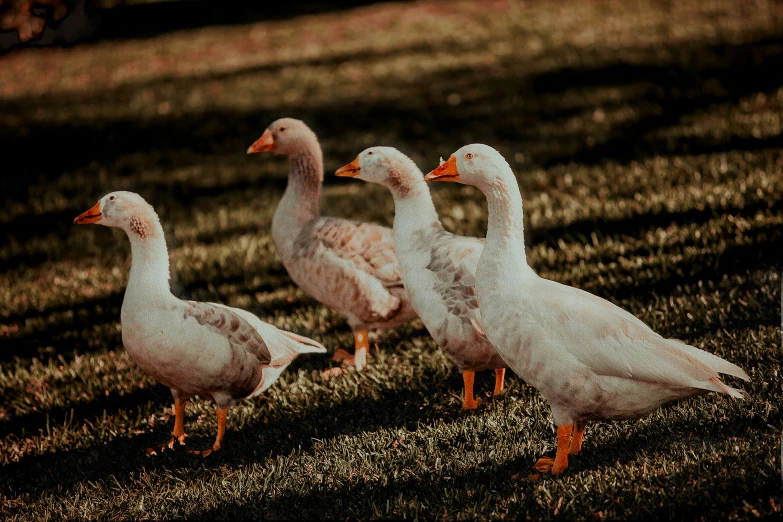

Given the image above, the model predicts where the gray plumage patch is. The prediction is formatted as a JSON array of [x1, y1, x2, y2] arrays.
[[294, 218, 403, 288], [183, 302, 272, 365], [421, 227, 483, 321], [386, 165, 412, 198], [130, 216, 153, 239], [183, 301, 272, 398]]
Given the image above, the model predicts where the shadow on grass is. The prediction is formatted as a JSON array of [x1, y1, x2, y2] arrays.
[[0, 176, 286, 244], [639, 455, 782, 520], [0, 361, 477, 495], [2, 34, 783, 204], [0, 208, 89, 247], [203, 454, 544, 520], [2, 160, 780, 288], [3, 334, 774, 500], [580, 417, 781, 519], [1, 230, 779, 368], [3, 298, 771, 449], [91, 1, 412, 42], [528, 194, 783, 256], [185, 405, 776, 520], [0, 277, 313, 363], [600, 231, 781, 299], [1, 1, 415, 53], [0, 385, 161, 440], [512, 37, 783, 171]]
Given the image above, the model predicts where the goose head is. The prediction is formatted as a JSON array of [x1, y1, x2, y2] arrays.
[[247, 117, 318, 156], [425, 143, 511, 189], [74, 191, 160, 239], [335, 146, 423, 196]]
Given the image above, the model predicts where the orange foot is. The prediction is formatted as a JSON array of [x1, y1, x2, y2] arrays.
[[533, 456, 555, 473], [532, 425, 572, 475], [186, 407, 226, 457], [332, 348, 354, 363], [462, 396, 482, 410], [146, 433, 187, 455], [187, 443, 220, 458], [331, 345, 368, 371], [533, 455, 568, 475]]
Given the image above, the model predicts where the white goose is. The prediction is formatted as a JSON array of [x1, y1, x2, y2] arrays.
[[247, 118, 417, 370], [74, 191, 327, 456], [335, 147, 507, 409], [426, 144, 749, 475]]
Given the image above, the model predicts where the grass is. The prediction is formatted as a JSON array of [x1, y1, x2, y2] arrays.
[[0, 0, 781, 519]]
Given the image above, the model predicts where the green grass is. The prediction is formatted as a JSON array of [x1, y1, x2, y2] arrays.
[[1, 0, 782, 519]]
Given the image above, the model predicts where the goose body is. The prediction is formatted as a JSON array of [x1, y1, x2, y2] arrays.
[[335, 147, 507, 408], [248, 119, 417, 370], [121, 296, 324, 406], [426, 144, 748, 474], [75, 191, 326, 455]]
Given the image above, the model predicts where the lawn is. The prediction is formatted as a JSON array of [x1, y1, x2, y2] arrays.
[[1, 0, 781, 519]]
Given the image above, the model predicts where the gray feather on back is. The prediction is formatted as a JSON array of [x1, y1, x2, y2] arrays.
[[423, 228, 484, 325], [183, 301, 273, 366]]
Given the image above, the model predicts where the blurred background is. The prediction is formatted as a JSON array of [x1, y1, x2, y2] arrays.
[[0, 0, 394, 48], [1, 1, 781, 518], [1, 0, 781, 278]]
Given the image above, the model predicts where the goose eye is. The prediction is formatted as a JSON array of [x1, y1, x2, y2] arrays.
[[367, 151, 373, 156], [108, 195, 116, 201], [465, 152, 475, 160], [279, 127, 286, 132]]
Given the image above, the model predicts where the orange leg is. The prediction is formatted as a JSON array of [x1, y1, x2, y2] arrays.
[[533, 425, 572, 475], [189, 407, 228, 457], [332, 329, 370, 371], [146, 398, 188, 455], [493, 368, 506, 396], [462, 371, 480, 410], [171, 398, 187, 444], [569, 421, 586, 455], [353, 330, 369, 371]]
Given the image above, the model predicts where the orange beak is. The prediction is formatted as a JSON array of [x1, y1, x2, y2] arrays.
[[74, 201, 102, 224], [247, 130, 275, 154], [335, 157, 361, 177], [425, 156, 459, 182]]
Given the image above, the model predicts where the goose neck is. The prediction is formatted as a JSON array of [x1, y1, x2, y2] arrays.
[[483, 180, 527, 264], [278, 148, 323, 229], [391, 180, 440, 232], [126, 221, 173, 300]]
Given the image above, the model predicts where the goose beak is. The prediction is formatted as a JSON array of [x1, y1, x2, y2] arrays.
[[74, 201, 102, 224], [335, 157, 361, 177], [425, 156, 459, 182], [247, 130, 275, 154]]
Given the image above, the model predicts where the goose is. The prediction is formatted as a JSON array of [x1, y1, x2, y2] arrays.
[[247, 118, 417, 370], [74, 191, 327, 456], [425, 144, 749, 475], [335, 147, 507, 409]]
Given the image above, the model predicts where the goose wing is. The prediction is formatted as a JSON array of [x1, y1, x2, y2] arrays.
[[529, 278, 747, 395]]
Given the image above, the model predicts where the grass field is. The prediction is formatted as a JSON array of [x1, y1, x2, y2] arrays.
[[1, 0, 782, 519]]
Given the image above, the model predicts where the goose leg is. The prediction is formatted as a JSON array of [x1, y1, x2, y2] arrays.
[[146, 397, 188, 455], [169, 397, 188, 446], [189, 407, 228, 457], [533, 425, 572, 475], [353, 330, 369, 371], [569, 421, 586, 455], [462, 371, 480, 409], [332, 329, 370, 371], [493, 368, 506, 396]]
